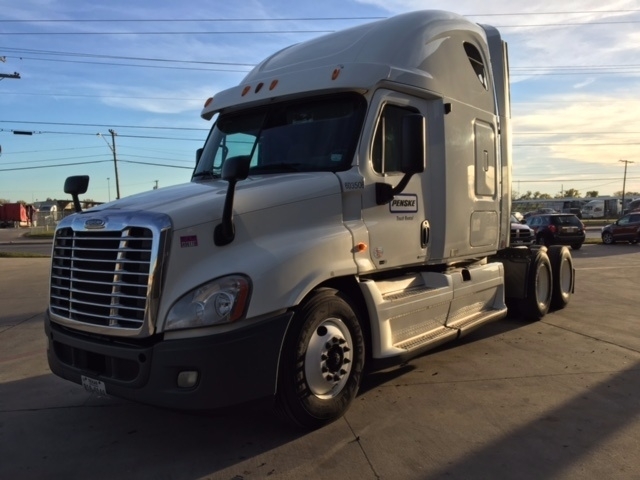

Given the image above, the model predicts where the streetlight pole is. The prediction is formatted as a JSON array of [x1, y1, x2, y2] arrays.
[[619, 159, 635, 213]]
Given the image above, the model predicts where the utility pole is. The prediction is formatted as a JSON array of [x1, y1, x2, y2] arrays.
[[153, 180, 158, 190], [619, 159, 634, 213], [109, 129, 121, 199], [98, 130, 121, 200]]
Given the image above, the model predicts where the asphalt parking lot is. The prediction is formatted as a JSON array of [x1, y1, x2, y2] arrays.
[[1, 243, 639, 480]]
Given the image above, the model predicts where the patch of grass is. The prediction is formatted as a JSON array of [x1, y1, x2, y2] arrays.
[[0, 251, 50, 258], [24, 231, 55, 239]]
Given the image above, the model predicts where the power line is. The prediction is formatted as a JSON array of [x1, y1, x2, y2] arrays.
[[3, 18, 640, 36], [0, 46, 255, 66], [0, 30, 336, 36], [0, 160, 111, 172], [1, 10, 639, 22], [515, 142, 640, 146], [2, 56, 251, 72], [0, 120, 208, 131], [514, 176, 640, 183]]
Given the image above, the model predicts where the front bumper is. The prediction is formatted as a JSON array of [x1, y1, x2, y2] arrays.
[[45, 309, 294, 410]]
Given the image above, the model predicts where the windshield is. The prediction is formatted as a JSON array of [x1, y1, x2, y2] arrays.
[[193, 93, 366, 178]]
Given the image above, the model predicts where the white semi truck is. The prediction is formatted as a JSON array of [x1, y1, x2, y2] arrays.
[[46, 10, 575, 428]]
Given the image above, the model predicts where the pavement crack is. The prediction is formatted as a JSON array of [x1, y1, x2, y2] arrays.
[[344, 416, 381, 479], [542, 319, 640, 355]]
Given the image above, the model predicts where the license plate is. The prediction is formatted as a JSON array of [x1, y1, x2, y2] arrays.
[[562, 227, 577, 233], [81, 375, 107, 396]]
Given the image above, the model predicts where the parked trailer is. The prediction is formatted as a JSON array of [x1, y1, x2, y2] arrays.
[[0, 203, 34, 228], [46, 10, 575, 428]]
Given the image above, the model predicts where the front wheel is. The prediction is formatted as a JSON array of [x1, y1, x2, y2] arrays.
[[276, 288, 365, 429], [602, 232, 615, 245]]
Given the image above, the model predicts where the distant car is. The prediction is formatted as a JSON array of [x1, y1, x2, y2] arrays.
[[510, 215, 534, 245], [525, 213, 585, 250], [565, 207, 583, 219], [624, 198, 640, 214], [601, 212, 640, 245]]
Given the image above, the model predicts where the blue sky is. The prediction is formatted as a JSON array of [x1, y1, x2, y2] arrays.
[[1, 0, 640, 203]]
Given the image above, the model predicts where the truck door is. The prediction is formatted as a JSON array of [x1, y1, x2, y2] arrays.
[[360, 93, 428, 269]]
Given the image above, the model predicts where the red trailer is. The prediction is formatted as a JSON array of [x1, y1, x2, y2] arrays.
[[0, 203, 34, 228]]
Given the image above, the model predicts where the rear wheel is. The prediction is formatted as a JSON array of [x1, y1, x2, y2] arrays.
[[602, 231, 615, 245], [520, 249, 553, 321], [570, 243, 582, 250], [275, 288, 365, 429], [547, 246, 574, 309]]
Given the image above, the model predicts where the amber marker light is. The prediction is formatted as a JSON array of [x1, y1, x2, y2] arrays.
[[356, 242, 367, 253], [203, 97, 214, 108], [331, 68, 341, 80], [269, 79, 279, 90], [241, 85, 251, 96]]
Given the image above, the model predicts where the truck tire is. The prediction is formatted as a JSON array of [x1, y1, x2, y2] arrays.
[[276, 288, 365, 429], [547, 245, 573, 310], [520, 249, 552, 321]]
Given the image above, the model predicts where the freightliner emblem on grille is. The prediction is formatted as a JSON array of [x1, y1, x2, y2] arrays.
[[84, 218, 106, 229]]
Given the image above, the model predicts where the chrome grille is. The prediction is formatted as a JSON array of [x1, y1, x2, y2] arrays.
[[50, 227, 153, 329]]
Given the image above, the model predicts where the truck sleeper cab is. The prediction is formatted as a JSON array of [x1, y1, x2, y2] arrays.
[[45, 10, 575, 429]]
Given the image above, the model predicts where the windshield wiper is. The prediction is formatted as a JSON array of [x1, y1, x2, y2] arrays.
[[192, 170, 220, 179]]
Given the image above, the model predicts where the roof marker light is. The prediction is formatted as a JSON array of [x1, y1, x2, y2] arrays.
[[241, 85, 251, 96], [269, 79, 278, 90], [332, 66, 343, 80], [203, 97, 214, 108], [255, 82, 264, 93]]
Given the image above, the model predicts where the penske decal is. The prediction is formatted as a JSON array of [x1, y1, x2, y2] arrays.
[[389, 194, 418, 213]]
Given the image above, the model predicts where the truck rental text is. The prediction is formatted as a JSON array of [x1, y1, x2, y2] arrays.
[[45, 10, 576, 428]]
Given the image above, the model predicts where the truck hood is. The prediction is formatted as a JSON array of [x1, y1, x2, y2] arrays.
[[86, 173, 342, 230]]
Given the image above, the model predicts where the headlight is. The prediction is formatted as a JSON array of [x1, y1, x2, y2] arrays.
[[165, 275, 250, 331]]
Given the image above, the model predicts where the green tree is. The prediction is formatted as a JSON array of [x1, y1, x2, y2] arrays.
[[518, 191, 533, 200], [585, 191, 599, 198], [558, 188, 580, 198], [613, 190, 640, 197]]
